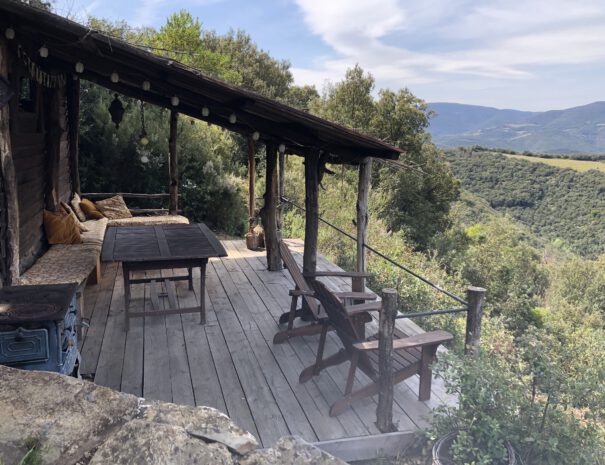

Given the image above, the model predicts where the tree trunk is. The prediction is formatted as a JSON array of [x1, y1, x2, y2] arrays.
[[168, 110, 178, 214], [303, 150, 320, 277], [260, 141, 281, 270]]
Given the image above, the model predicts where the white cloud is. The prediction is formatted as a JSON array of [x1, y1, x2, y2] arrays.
[[292, 0, 605, 103]]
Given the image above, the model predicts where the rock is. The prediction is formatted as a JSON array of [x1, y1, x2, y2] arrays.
[[140, 401, 259, 454], [0, 365, 138, 465], [88, 419, 233, 465], [239, 436, 348, 465]]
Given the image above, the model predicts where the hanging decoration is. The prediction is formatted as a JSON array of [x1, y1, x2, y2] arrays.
[[201, 106, 209, 117], [229, 113, 237, 124], [171, 96, 179, 106], [108, 94, 125, 129], [16, 45, 65, 88], [142, 80, 151, 91], [75, 62, 84, 74], [39, 45, 48, 58], [5, 28, 15, 40], [138, 100, 149, 146], [252, 131, 260, 141], [278, 143, 286, 153], [110, 72, 119, 83]]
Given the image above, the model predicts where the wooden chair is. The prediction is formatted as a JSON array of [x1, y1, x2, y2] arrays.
[[273, 240, 378, 344], [300, 280, 453, 416]]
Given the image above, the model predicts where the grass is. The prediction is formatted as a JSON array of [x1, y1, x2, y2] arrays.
[[505, 154, 605, 172]]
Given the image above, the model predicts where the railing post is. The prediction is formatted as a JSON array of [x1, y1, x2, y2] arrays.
[[376, 288, 397, 433], [465, 286, 486, 356]]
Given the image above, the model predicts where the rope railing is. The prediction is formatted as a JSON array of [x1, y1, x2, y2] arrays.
[[280, 196, 468, 308]]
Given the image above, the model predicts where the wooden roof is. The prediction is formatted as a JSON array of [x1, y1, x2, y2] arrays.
[[0, 0, 402, 163]]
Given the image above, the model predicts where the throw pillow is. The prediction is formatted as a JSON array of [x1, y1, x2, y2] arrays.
[[80, 198, 105, 220], [60, 201, 89, 233], [43, 210, 82, 245], [95, 195, 132, 220], [70, 193, 87, 222]]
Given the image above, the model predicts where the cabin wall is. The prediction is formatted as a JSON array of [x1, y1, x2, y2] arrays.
[[6, 50, 71, 274]]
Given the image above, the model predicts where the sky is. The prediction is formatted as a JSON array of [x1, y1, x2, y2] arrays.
[[53, 0, 605, 111]]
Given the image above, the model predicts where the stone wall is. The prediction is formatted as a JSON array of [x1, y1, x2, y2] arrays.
[[0, 365, 346, 465]]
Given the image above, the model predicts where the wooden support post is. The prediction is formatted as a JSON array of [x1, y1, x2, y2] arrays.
[[168, 110, 178, 214], [278, 149, 285, 230], [376, 288, 397, 433], [303, 149, 320, 278], [0, 39, 19, 285], [247, 137, 256, 232], [66, 77, 81, 195], [465, 286, 486, 356], [260, 142, 281, 271], [353, 158, 371, 292], [45, 87, 63, 210]]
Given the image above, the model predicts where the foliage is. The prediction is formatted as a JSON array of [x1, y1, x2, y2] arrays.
[[446, 148, 605, 257]]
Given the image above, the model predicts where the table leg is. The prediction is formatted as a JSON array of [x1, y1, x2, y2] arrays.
[[188, 267, 193, 290], [200, 262, 206, 324], [123, 263, 131, 332]]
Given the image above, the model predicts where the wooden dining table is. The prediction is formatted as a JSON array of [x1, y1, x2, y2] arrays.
[[101, 223, 227, 331]]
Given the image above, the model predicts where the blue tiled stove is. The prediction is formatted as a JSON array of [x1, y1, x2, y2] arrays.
[[0, 284, 80, 375]]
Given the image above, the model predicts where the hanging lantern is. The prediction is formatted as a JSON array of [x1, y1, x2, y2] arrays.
[[4, 28, 15, 40], [252, 131, 260, 141], [39, 45, 48, 58], [110, 72, 119, 83], [142, 80, 151, 91], [75, 62, 84, 74], [201, 106, 209, 117], [278, 143, 286, 153], [108, 94, 125, 129], [229, 113, 237, 124], [171, 95, 179, 106], [140, 155, 149, 164]]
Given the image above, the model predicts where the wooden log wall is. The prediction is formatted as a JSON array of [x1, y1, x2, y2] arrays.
[[4, 44, 72, 274]]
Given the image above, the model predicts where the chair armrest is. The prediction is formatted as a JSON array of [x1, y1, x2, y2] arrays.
[[288, 289, 314, 297], [304, 271, 371, 278], [334, 291, 377, 301], [344, 301, 382, 316], [352, 330, 453, 351]]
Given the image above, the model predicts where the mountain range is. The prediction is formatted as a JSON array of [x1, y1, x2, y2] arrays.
[[427, 101, 605, 154]]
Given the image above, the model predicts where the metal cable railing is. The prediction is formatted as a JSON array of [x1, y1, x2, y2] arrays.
[[280, 196, 469, 315]]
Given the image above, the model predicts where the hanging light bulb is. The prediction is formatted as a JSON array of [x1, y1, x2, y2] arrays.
[[140, 155, 149, 164], [110, 72, 119, 83], [39, 45, 49, 58], [229, 113, 237, 124], [4, 28, 15, 40], [142, 80, 151, 91], [252, 131, 260, 141], [139, 135, 149, 146], [201, 106, 209, 117], [278, 143, 286, 153], [171, 96, 179, 106], [75, 62, 84, 74]]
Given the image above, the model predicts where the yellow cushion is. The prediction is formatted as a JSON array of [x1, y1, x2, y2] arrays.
[[43, 210, 82, 245], [95, 195, 132, 220], [80, 198, 105, 220], [60, 201, 88, 232]]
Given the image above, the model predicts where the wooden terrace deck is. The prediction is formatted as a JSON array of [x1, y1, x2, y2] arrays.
[[79, 239, 454, 461]]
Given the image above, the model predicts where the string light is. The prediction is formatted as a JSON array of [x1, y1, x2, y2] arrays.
[[142, 80, 151, 91], [5, 28, 15, 40], [39, 45, 48, 58], [229, 113, 237, 124], [140, 155, 149, 164], [252, 131, 260, 141], [171, 96, 179, 106], [201, 106, 209, 117], [110, 72, 119, 83], [75, 62, 84, 73], [278, 143, 286, 153]]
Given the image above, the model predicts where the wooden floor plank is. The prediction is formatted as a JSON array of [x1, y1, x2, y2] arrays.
[[143, 270, 172, 402], [205, 264, 291, 447], [120, 270, 145, 397], [163, 270, 195, 406], [94, 264, 127, 390], [80, 262, 119, 376]]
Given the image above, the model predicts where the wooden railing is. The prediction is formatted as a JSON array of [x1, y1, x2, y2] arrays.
[[82, 192, 182, 215]]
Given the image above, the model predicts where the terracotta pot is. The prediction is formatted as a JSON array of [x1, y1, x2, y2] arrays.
[[432, 431, 516, 465], [245, 232, 260, 251]]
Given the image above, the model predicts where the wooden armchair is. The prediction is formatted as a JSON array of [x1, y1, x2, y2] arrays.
[[300, 280, 453, 417], [273, 240, 378, 344]]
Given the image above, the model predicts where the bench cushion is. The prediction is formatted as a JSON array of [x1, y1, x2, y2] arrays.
[[108, 215, 189, 227], [81, 218, 109, 250]]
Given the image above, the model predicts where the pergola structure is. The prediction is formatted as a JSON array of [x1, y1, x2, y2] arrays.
[[0, 0, 402, 286]]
